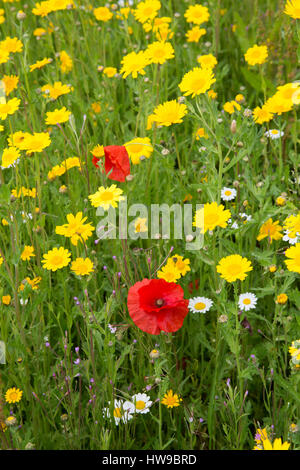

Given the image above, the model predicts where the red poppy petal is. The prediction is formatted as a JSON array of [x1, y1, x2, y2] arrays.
[[127, 278, 189, 335], [104, 145, 130, 183]]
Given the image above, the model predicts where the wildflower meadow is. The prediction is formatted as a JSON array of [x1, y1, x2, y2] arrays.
[[0, 0, 300, 453]]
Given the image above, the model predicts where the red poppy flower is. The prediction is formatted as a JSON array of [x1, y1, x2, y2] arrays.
[[127, 278, 189, 335], [92, 155, 100, 168], [103, 145, 130, 182]]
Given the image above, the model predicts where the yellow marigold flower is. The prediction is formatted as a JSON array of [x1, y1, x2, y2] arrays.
[[0, 97, 20, 120], [253, 105, 273, 124], [195, 127, 208, 140], [260, 438, 290, 451], [186, 26, 206, 43], [5, 387, 23, 404], [55, 212, 95, 246], [144, 41, 174, 65], [45, 107, 71, 125], [276, 293, 288, 304], [2, 75, 19, 95], [235, 94, 245, 103], [168, 254, 190, 276], [152, 16, 171, 32], [71, 257, 94, 276], [21, 132, 51, 154], [120, 50, 150, 79], [193, 202, 231, 233], [149, 99, 187, 127], [88, 184, 124, 210], [292, 87, 300, 104], [257, 218, 283, 243], [184, 4, 210, 25], [217, 254, 253, 283], [283, 213, 300, 238], [124, 137, 153, 164], [155, 23, 173, 42], [269, 265, 277, 273], [208, 89, 217, 99], [179, 67, 216, 98], [63, 156, 81, 170], [284, 243, 300, 273], [197, 54, 217, 69], [133, 0, 161, 24], [244, 45, 268, 66], [1, 146, 20, 168], [2, 218, 9, 226], [276, 196, 286, 206], [91, 144, 104, 157], [284, 0, 300, 19], [0, 49, 9, 64], [91, 102, 101, 113], [276, 82, 300, 104], [30, 57, 52, 72], [134, 217, 148, 233], [32, 1, 52, 17], [103, 67, 117, 78], [161, 389, 182, 408], [19, 276, 41, 291], [0, 36, 23, 54], [117, 7, 130, 20], [42, 246, 71, 271], [94, 6, 113, 21], [21, 245, 35, 261], [41, 81, 72, 100], [8, 131, 31, 148], [33, 27, 47, 37], [2, 295, 11, 305], [223, 100, 241, 114], [60, 51, 73, 73], [11, 186, 36, 198], [157, 264, 181, 283], [265, 93, 293, 115]]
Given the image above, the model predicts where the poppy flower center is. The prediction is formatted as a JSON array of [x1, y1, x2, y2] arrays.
[[155, 298, 164, 307]]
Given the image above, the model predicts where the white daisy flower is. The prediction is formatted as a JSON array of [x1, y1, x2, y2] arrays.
[[238, 293, 257, 312], [221, 187, 237, 201], [282, 230, 299, 245], [188, 296, 213, 314], [130, 393, 153, 414], [239, 212, 252, 222], [264, 129, 284, 140], [103, 399, 133, 426]]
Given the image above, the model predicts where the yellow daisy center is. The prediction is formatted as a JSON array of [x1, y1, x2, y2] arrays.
[[135, 400, 146, 410], [113, 407, 122, 418], [194, 302, 206, 310], [242, 298, 251, 305]]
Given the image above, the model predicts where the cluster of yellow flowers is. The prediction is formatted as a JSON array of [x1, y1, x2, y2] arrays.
[[11, 187, 37, 199], [157, 254, 191, 283], [47, 157, 81, 180], [32, 0, 75, 17]]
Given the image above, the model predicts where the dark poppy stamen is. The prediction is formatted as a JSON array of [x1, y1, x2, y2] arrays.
[[156, 298, 164, 307]]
